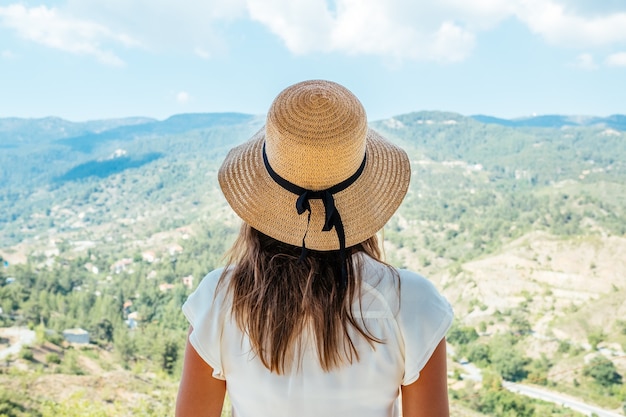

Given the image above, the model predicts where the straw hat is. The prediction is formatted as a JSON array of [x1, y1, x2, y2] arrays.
[[218, 80, 410, 251]]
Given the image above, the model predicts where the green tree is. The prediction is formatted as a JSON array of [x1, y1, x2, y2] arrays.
[[526, 354, 552, 386], [587, 330, 605, 350], [92, 318, 114, 344], [492, 350, 529, 382], [447, 322, 479, 346], [490, 335, 529, 382], [583, 356, 622, 387], [0, 387, 38, 417], [161, 339, 180, 375], [60, 349, 84, 375], [478, 387, 535, 417], [19, 346, 34, 361], [113, 327, 137, 368], [45, 352, 61, 365], [467, 343, 491, 368], [510, 313, 531, 335]]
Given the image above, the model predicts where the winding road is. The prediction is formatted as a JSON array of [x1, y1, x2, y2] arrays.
[[451, 344, 625, 417], [503, 382, 624, 417]]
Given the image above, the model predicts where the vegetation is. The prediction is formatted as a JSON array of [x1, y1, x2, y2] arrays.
[[583, 356, 623, 388], [1, 218, 236, 415], [1, 111, 626, 415], [452, 372, 583, 416]]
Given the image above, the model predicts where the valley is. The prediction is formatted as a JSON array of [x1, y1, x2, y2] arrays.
[[1, 111, 625, 416]]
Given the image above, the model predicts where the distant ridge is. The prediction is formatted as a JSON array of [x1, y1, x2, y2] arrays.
[[0, 112, 257, 150], [56, 112, 256, 152], [471, 114, 626, 130], [0, 116, 155, 144]]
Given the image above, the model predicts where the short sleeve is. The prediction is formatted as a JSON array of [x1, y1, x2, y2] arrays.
[[396, 270, 453, 386], [181, 268, 228, 380]]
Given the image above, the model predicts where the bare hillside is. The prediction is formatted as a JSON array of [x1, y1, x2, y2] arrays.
[[433, 231, 626, 347]]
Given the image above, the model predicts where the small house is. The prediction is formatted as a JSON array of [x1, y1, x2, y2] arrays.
[[142, 251, 157, 263], [62, 328, 90, 345], [168, 244, 184, 256], [110, 258, 133, 274], [182, 275, 194, 289], [126, 311, 140, 329]]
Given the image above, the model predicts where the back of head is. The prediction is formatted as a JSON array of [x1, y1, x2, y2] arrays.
[[217, 80, 411, 373], [218, 79, 411, 252], [264, 80, 368, 191]]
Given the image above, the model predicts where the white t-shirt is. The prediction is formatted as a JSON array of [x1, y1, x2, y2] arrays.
[[182, 254, 453, 417]]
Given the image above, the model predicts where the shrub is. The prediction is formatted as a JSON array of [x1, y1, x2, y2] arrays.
[[19, 347, 34, 361], [583, 356, 622, 387], [447, 322, 479, 346], [467, 343, 491, 368], [45, 353, 61, 365]]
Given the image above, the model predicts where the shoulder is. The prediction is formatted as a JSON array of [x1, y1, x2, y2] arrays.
[[358, 254, 447, 306], [195, 267, 226, 292], [393, 269, 453, 384], [395, 268, 453, 326], [397, 269, 445, 304], [357, 255, 448, 317], [183, 267, 229, 318]]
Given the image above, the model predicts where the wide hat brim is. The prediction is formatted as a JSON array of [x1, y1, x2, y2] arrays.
[[218, 127, 411, 251]]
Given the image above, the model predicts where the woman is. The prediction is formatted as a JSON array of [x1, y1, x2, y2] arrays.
[[176, 80, 453, 417]]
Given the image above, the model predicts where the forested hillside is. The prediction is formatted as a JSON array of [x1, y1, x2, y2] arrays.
[[1, 111, 625, 416]]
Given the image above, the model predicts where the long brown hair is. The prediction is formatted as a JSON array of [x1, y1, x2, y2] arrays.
[[219, 223, 390, 374]]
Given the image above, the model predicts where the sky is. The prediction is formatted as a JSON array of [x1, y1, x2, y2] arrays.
[[0, 0, 625, 122]]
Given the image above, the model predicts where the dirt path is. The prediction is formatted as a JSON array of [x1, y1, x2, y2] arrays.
[[0, 327, 36, 360]]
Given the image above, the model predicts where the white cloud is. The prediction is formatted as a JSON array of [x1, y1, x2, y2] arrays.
[[67, 0, 245, 22], [247, 0, 491, 62], [428, 21, 476, 62], [515, 0, 626, 48], [246, 0, 626, 62], [1, 49, 16, 59], [247, 0, 334, 54], [330, 1, 477, 62], [557, 0, 626, 17], [64, 0, 246, 54], [0, 4, 140, 66], [573, 53, 597, 70], [176, 91, 191, 104], [605, 52, 626, 67], [3, 0, 626, 64], [194, 47, 211, 60]]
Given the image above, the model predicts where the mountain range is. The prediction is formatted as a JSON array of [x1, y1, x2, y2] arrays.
[[1, 110, 625, 415]]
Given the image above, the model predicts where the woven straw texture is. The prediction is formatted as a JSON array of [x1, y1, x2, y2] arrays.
[[218, 80, 411, 251]]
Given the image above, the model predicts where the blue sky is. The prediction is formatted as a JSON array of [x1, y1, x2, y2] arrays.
[[1, 0, 625, 122]]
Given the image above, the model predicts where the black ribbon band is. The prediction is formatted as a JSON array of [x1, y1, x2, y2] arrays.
[[262, 143, 367, 289]]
